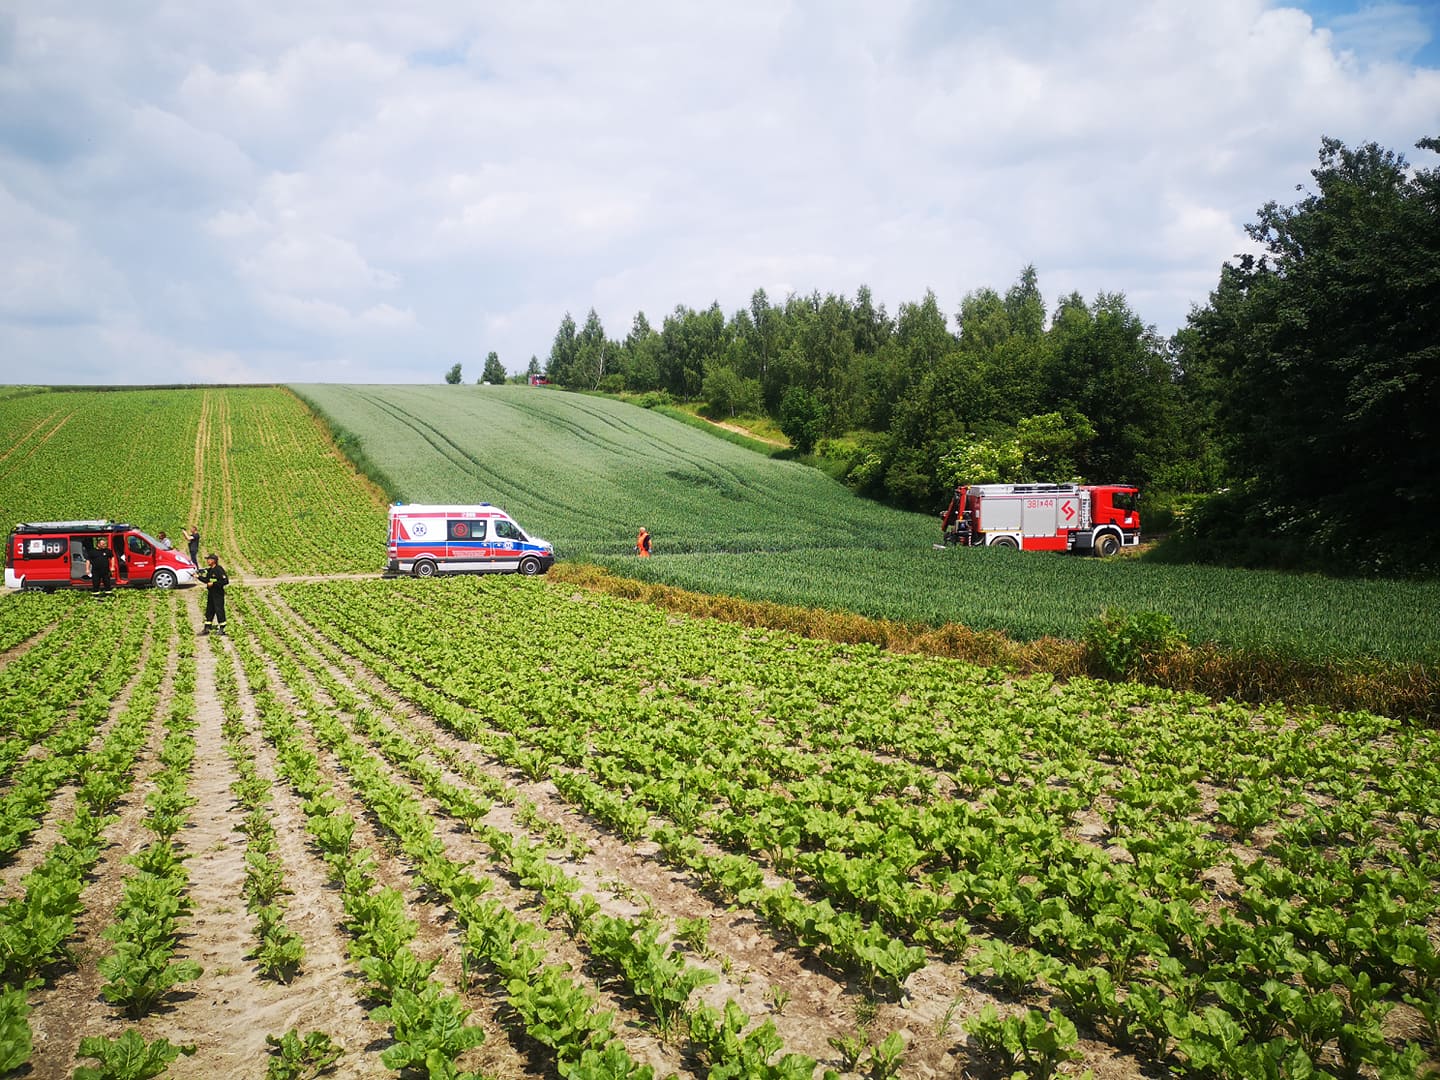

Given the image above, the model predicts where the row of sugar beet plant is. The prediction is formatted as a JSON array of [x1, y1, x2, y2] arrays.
[[223, 580, 855, 1079], [275, 574, 1440, 1079], [0, 592, 206, 1076]]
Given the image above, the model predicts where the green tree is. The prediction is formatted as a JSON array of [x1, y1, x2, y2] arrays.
[[621, 312, 660, 391], [546, 313, 578, 385], [939, 411, 1096, 486], [570, 308, 611, 389], [1042, 291, 1183, 486], [657, 303, 725, 400], [1004, 264, 1046, 337], [702, 365, 762, 418], [444, 363, 462, 385], [1183, 135, 1440, 575], [779, 386, 827, 454], [480, 352, 506, 384], [851, 284, 892, 354]]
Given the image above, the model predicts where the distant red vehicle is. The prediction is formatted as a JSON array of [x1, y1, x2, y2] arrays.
[[941, 483, 1140, 556], [5, 520, 199, 591], [528, 374, 549, 386]]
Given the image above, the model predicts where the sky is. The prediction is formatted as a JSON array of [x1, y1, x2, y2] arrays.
[[1, 2, 1437, 386]]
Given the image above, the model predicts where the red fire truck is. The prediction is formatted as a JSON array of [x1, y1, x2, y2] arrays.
[[941, 483, 1140, 556]]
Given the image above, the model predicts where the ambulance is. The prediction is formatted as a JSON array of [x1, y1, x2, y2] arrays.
[[387, 504, 555, 578], [5, 520, 199, 591]]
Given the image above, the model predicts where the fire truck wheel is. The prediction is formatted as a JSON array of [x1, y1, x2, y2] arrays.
[[153, 569, 177, 590], [989, 536, 1019, 549], [412, 559, 438, 579], [518, 556, 541, 577], [1095, 533, 1121, 557]]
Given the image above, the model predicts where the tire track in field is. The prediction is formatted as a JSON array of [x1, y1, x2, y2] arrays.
[[0, 411, 74, 486], [0, 409, 59, 465], [477, 393, 798, 529], [145, 597, 376, 1079], [374, 389, 763, 534], [352, 390, 594, 521], [215, 393, 251, 576], [510, 392, 769, 494], [187, 391, 211, 534]]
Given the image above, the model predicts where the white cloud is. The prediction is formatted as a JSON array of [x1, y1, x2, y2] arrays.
[[0, 0, 1437, 385]]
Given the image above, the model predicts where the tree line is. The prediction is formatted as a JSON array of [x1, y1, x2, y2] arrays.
[[480, 135, 1438, 578]]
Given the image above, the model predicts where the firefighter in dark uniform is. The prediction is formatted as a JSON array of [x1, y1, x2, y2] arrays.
[[198, 553, 229, 634], [87, 539, 114, 594]]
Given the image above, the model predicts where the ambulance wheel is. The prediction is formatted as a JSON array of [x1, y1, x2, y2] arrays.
[[989, 536, 1019, 549], [412, 559, 438, 579], [1095, 533, 1121, 558], [153, 569, 178, 590], [518, 556, 541, 577]]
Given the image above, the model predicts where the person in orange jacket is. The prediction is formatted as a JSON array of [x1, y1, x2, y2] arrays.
[[636, 526, 652, 557]]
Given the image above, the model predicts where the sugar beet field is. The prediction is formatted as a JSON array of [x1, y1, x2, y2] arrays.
[[1, 386, 1439, 1079]]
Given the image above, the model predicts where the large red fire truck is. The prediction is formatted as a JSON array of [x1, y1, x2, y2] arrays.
[[941, 483, 1140, 556]]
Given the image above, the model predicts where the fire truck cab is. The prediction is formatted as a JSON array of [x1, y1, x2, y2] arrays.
[[5, 521, 199, 591], [387, 504, 555, 578], [942, 483, 1140, 555]]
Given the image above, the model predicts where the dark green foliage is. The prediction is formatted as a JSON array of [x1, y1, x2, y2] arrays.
[[1180, 135, 1440, 577], [1082, 609, 1188, 679], [779, 386, 827, 455], [265, 1030, 342, 1080], [480, 351, 506, 385], [74, 1030, 195, 1080]]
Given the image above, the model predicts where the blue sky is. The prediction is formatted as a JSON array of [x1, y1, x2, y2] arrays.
[[1299, 0, 1440, 64], [1, 1, 1437, 386]]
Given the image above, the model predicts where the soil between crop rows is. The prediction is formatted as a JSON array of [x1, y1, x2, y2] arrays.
[[5, 577, 1433, 1079]]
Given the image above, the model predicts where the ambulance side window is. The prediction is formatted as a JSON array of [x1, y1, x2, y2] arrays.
[[448, 520, 486, 541], [495, 520, 523, 541]]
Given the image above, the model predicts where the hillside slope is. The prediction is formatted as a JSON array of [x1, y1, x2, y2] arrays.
[[294, 384, 924, 557], [294, 385, 1439, 664]]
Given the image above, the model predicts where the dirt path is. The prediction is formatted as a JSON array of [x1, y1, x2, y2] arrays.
[[186, 392, 210, 536], [215, 393, 250, 576], [149, 591, 387, 1078], [704, 416, 787, 447]]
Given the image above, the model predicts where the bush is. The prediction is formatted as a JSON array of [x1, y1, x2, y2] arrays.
[[635, 390, 674, 409], [779, 387, 827, 455], [1082, 608, 1187, 680]]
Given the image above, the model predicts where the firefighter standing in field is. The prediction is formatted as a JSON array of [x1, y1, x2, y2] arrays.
[[198, 553, 229, 635], [636, 526, 652, 557], [85, 539, 114, 595]]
